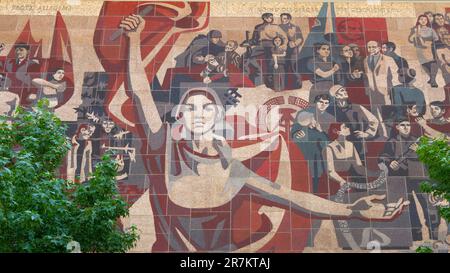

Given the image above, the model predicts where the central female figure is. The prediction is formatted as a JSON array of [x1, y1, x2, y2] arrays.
[[121, 14, 408, 252]]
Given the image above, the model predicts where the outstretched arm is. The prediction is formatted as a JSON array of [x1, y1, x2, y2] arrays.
[[325, 146, 347, 186], [122, 14, 163, 134], [245, 167, 408, 220], [31, 78, 60, 90], [354, 105, 379, 138], [315, 64, 339, 78], [416, 117, 450, 140], [246, 176, 408, 220], [232, 132, 279, 161]]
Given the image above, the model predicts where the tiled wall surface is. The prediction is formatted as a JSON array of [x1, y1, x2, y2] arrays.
[[0, 0, 449, 252]]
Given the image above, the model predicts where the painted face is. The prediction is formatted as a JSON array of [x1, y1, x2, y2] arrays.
[[15, 47, 28, 60], [425, 13, 434, 23], [102, 120, 115, 133], [225, 41, 237, 52], [396, 121, 411, 136], [318, 45, 331, 58], [435, 15, 445, 27], [210, 37, 221, 45], [80, 125, 95, 140], [180, 94, 219, 136], [281, 15, 290, 24], [381, 44, 389, 54], [351, 46, 360, 57], [341, 46, 353, 58], [264, 15, 274, 24], [419, 16, 429, 26], [339, 123, 351, 137], [316, 98, 330, 112], [341, 20, 364, 41], [335, 88, 349, 108], [52, 69, 65, 82], [207, 57, 219, 67], [367, 41, 380, 55], [430, 105, 445, 119], [274, 37, 282, 47]]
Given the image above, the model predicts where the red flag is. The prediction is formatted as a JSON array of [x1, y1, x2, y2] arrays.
[[93, 1, 209, 131], [45, 11, 74, 108]]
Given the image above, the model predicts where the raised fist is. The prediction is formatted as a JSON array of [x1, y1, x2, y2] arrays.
[[119, 14, 145, 38]]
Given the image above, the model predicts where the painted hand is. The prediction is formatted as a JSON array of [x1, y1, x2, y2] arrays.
[[354, 130, 369, 139], [415, 117, 426, 127], [120, 14, 145, 38], [389, 160, 400, 170], [332, 64, 340, 72], [409, 143, 418, 152], [350, 195, 409, 220], [203, 76, 212, 84], [71, 135, 79, 146], [294, 130, 305, 139]]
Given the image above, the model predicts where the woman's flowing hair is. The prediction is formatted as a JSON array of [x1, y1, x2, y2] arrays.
[[327, 122, 344, 141], [416, 14, 431, 28]]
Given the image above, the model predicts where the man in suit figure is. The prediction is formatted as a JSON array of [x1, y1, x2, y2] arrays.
[[364, 40, 399, 115]]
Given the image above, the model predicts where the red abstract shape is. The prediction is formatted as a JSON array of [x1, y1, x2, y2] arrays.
[[226, 106, 312, 252], [6, 21, 42, 61]]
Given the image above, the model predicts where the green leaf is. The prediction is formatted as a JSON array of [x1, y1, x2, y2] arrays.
[[0, 100, 138, 253]]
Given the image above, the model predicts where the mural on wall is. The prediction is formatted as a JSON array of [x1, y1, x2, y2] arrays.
[[0, 0, 449, 252]]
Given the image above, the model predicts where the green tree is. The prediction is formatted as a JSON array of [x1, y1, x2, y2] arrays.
[[0, 100, 139, 252], [415, 245, 434, 253], [415, 136, 449, 253]]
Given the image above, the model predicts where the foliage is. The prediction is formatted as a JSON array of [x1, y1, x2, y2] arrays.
[[415, 136, 450, 223], [0, 100, 138, 252], [415, 245, 434, 253]]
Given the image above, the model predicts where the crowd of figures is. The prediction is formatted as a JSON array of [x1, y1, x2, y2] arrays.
[[172, 13, 304, 91], [65, 72, 146, 200], [166, 11, 450, 248]]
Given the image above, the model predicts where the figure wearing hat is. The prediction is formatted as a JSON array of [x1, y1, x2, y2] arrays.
[[391, 68, 426, 121], [0, 42, 40, 98], [329, 84, 380, 157]]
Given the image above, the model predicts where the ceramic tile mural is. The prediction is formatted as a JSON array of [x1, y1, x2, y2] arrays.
[[0, 0, 449, 253]]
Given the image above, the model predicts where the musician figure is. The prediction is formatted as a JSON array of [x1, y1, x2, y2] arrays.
[[380, 118, 440, 242], [380, 118, 422, 177]]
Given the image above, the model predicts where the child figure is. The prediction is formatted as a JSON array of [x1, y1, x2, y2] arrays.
[[271, 36, 287, 91]]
